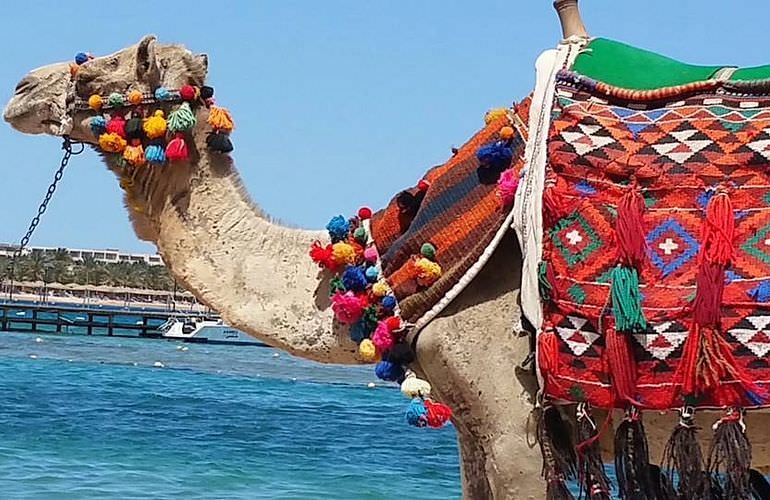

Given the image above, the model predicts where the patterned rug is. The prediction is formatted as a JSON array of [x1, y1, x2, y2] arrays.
[[539, 69, 770, 410]]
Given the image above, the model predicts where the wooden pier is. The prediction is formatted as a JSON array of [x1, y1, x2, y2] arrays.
[[0, 301, 217, 338]]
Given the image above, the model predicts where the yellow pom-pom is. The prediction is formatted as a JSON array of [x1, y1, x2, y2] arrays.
[[499, 126, 515, 140], [331, 242, 357, 266], [207, 106, 235, 132], [371, 280, 391, 297], [123, 141, 146, 166], [127, 90, 143, 106], [98, 132, 127, 153], [400, 371, 431, 398], [358, 339, 378, 362], [88, 94, 103, 111], [143, 110, 167, 139], [484, 107, 507, 125], [414, 257, 442, 287]]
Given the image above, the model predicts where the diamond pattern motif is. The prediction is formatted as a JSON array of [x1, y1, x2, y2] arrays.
[[556, 316, 599, 356], [634, 321, 688, 360], [646, 218, 699, 278], [728, 315, 770, 357]]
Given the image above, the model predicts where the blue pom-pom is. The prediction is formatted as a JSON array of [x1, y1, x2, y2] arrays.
[[381, 295, 397, 310], [749, 280, 770, 302], [75, 52, 89, 65], [350, 320, 368, 343], [342, 266, 368, 292], [405, 398, 428, 427], [375, 360, 405, 382], [476, 141, 513, 170], [154, 87, 170, 101], [145, 144, 166, 164], [365, 266, 379, 282], [89, 116, 107, 137], [326, 215, 350, 243]]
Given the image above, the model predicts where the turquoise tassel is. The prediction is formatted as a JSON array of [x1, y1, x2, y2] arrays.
[[611, 266, 647, 333]]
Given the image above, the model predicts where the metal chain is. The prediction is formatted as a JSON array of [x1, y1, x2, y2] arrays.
[[4, 136, 84, 295]]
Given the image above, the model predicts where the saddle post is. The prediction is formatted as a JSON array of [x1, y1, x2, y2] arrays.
[[553, 0, 589, 39]]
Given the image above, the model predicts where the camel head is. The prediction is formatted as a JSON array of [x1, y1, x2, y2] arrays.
[[4, 35, 208, 142]]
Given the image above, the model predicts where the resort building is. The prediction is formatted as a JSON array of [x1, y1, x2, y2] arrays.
[[0, 243, 164, 266]]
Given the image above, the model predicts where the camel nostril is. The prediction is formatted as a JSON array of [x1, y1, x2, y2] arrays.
[[14, 76, 38, 95]]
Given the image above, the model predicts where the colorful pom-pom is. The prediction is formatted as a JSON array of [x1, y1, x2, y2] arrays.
[[88, 94, 103, 111], [127, 90, 143, 105], [363, 246, 379, 264], [123, 140, 146, 166], [375, 360, 405, 382], [353, 226, 367, 244], [154, 87, 170, 101], [144, 143, 166, 164], [497, 168, 519, 207], [405, 398, 428, 427], [143, 110, 167, 139], [206, 130, 233, 153], [105, 115, 127, 138], [385, 316, 401, 331], [381, 295, 397, 310], [365, 266, 379, 283], [69, 63, 80, 77], [358, 207, 373, 220], [424, 399, 452, 428], [401, 372, 431, 398], [358, 339, 378, 362], [89, 116, 106, 137], [180, 85, 197, 101], [499, 126, 515, 141], [98, 132, 126, 153], [166, 133, 189, 162], [349, 320, 368, 343], [372, 321, 395, 353], [326, 215, 350, 243], [74, 52, 89, 65], [414, 257, 442, 287], [331, 242, 356, 267], [371, 280, 390, 297], [125, 117, 143, 141], [331, 291, 365, 324], [485, 107, 507, 124], [168, 102, 197, 133], [200, 86, 214, 99], [208, 106, 235, 132], [342, 266, 368, 292], [420, 243, 436, 260], [309, 241, 335, 269], [417, 179, 431, 192], [107, 92, 125, 108], [477, 141, 513, 171]]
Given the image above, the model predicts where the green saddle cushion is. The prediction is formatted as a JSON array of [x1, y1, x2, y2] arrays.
[[571, 38, 770, 90]]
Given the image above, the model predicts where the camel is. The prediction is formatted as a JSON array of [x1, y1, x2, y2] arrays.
[[6, 2, 770, 498]]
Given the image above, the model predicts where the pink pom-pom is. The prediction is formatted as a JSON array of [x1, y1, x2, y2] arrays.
[[497, 169, 519, 206], [331, 291, 365, 324], [363, 246, 379, 263], [372, 321, 395, 352]]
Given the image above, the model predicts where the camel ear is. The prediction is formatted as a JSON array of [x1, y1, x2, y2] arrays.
[[197, 53, 208, 72], [136, 35, 160, 82]]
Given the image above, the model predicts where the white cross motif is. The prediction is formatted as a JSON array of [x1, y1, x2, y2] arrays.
[[565, 230, 583, 246], [658, 238, 679, 255], [764, 237, 770, 247]]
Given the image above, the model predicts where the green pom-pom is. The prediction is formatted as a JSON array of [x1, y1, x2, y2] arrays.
[[107, 92, 125, 107], [168, 102, 197, 133], [329, 276, 345, 296], [420, 243, 436, 260], [354, 227, 367, 244]]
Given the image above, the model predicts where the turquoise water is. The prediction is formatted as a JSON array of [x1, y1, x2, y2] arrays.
[[0, 332, 460, 499]]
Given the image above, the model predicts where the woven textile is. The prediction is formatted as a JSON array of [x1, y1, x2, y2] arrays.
[[370, 98, 530, 325], [539, 71, 770, 410]]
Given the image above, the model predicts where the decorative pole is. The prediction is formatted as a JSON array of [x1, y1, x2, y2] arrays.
[[553, 0, 589, 39]]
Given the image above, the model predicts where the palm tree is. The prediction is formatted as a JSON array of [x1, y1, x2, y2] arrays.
[[19, 250, 52, 282], [49, 248, 73, 283]]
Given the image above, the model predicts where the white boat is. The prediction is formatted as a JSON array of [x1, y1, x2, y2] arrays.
[[156, 317, 266, 346]]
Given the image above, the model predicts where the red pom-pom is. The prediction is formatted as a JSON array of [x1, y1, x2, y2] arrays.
[[424, 399, 452, 428], [180, 85, 197, 101], [106, 115, 127, 138], [385, 316, 401, 331], [166, 132, 189, 162], [309, 241, 335, 269], [417, 179, 431, 192], [358, 207, 372, 220]]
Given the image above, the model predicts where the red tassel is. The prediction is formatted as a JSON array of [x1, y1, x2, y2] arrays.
[[543, 178, 570, 226], [700, 191, 734, 266], [538, 325, 562, 392], [166, 132, 189, 162], [424, 399, 453, 428], [693, 261, 726, 327], [309, 241, 335, 270], [605, 327, 640, 406], [616, 187, 647, 269]]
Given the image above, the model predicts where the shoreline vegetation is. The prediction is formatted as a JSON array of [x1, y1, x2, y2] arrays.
[[0, 250, 207, 312]]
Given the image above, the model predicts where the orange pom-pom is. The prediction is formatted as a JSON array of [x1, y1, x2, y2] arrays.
[[499, 126, 515, 140], [207, 106, 234, 132], [123, 140, 146, 166], [88, 94, 103, 111], [127, 90, 143, 105], [98, 132, 126, 153]]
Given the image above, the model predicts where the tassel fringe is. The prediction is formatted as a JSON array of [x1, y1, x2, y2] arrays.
[[605, 328, 639, 406], [661, 408, 708, 498], [538, 405, 577, 499], [614, 408, 656, 500], [708, 410, 751, 500], [576, 404, 611, 500], [616, 187, 647, 269]]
